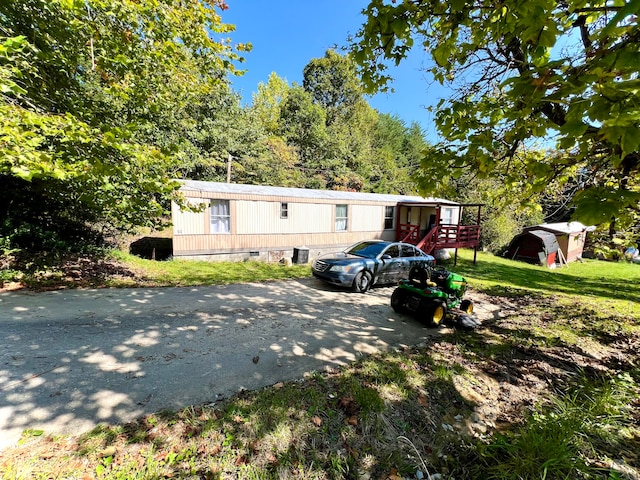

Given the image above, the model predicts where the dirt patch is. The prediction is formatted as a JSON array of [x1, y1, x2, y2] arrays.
[[1, 255, 140, 291], [422, 293, 640, 453]]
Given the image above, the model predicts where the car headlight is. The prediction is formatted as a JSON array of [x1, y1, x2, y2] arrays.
[[329, 264, 353, 273]]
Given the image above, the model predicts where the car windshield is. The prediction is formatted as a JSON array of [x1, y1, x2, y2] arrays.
[[345, 241, 388, 258]]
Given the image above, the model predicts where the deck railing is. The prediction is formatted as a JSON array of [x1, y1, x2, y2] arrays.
[[399, 223, 420, 244], [404, 224, 481, 254]]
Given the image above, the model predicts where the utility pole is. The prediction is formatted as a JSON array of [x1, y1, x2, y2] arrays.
[[86, 2, 95, 70], [226, 153, 232, 183]]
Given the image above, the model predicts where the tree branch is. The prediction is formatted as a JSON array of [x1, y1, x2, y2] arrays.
[[573, 15, 592, 50]]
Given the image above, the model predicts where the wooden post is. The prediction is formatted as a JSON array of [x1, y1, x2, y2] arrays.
[[456, 205, 463, 264], [474, 204, 482, 265], [434, 206, 441, 257], [557, 248, 568, 267]]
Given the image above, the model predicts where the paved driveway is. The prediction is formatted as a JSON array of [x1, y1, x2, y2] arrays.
[[0, 277, 496, 451]]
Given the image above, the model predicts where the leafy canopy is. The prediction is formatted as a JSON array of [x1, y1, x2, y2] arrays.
[[0, 0, 245, 248], [351, 0, 640, 228]]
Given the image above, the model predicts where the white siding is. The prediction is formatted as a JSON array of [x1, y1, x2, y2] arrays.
[[235, 201, 333, 234], [351, 205, 384, 232], [172, 198, 208, 235]]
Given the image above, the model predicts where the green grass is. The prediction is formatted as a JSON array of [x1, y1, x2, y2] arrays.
[[108, 250, 312, 287], [0, 250, 312, 290], [479, 372, 638, 479], [451, 248, 640, 314], [2, 248, 639, 479]]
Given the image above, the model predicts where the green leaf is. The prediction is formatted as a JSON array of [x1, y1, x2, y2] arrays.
[[11, 166, 34, 181], [559, 121, 589, 137], [432, 44, 451, 68], [0, 80, 27, 95], [450, 0, 466, 13], [621, 130, 640, 158], [390, 18, 408, 36]]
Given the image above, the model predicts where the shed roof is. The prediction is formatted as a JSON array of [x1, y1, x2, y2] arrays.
[[526, 222, 594, 234], [522, 229, 559, 253], [178, 180, 459, 206]]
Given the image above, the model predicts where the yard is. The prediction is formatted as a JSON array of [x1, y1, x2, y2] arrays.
[[1, 250, 639, 479]]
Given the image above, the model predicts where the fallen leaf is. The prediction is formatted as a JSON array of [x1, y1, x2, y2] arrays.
[[338, 396, 360, 416], [311, 416, 322, 427], [98, 446, 117, 458], [385, 467, 402, 480], [418, 394, 428, 406], [274, 382, 284, 389], [347, 415, 358, 426]]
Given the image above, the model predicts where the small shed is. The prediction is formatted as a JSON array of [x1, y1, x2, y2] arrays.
[[506, 229, 559, 267], [524, 222, 594, 263]]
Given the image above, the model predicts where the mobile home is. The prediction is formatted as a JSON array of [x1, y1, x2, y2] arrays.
[[171, 181, 480, 262]]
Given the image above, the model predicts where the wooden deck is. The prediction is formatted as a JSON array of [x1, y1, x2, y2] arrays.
[[399, 223, 481, 256]]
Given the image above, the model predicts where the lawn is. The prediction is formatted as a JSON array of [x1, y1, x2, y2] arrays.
[[1, 249, 638, 479], [453, 248, 640, 308]]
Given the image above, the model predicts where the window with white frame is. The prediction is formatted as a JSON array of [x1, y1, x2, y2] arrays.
[[335, 204, 348, 231], [384, 206, 395, 229], [442, 207, 454, 224], [280, 202, 288, 219], [210, 200, 230, 233]]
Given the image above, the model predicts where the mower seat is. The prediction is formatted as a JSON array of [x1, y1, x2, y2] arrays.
[[408, 265, 430, 288]]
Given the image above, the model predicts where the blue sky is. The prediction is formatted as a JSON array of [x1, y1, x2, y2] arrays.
[[220, 1, 446, 142]]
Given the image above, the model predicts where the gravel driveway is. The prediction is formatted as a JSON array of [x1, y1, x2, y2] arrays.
[[0, 277, 498, 451]]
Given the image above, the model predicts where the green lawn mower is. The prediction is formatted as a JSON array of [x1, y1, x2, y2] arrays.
[[390, 264, 480, 329]]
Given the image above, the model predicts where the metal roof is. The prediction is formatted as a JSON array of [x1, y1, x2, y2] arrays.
[[530, 222, 594, 234], [178, 180, 459, 205]]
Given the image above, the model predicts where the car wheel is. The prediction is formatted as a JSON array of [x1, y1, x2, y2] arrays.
[[391, 288, 409, 313], [423, 300, 446, 327], [460, 299, 473, 315], [352, 270, 372, 293]]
